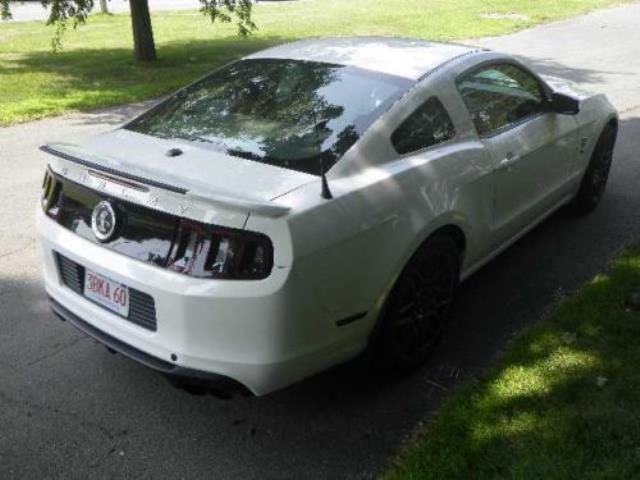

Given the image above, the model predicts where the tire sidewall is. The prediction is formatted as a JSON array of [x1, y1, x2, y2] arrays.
[[370, 233, 460, 372], [572, 124, 617, 214]]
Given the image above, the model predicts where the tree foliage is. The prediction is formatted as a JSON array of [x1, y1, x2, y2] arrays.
[[0, 0, 256, 55]]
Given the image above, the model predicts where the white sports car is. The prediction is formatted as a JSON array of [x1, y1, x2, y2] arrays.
[[37, 37, 618, 396]]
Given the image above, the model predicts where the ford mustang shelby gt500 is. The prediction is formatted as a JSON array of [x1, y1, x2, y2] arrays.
[[37, 37, 618, 396]]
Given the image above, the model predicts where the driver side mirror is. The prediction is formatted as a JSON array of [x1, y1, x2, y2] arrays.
[[549, 92, 580, 115]]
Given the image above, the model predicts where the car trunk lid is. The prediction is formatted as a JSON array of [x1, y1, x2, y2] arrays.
[[45, 128, 317, 218]]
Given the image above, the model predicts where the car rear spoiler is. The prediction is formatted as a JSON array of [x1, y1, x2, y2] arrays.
[[40, 143, 292, 218]]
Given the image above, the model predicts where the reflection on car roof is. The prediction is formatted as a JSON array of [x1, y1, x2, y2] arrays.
[[246, 37, 482, 80]]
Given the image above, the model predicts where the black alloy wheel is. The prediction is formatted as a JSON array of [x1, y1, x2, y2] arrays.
[[375, 233, 460, 371], [570, 123, 617, 215]]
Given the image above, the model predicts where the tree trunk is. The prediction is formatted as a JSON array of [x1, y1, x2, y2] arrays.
[[129, 0, 157, 62], [99, 0, 108, 14]]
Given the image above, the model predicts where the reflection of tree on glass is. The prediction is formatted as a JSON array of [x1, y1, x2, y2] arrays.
[[127, 59, 411, 176]]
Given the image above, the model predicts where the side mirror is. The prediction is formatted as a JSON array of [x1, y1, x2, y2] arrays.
[[549, 92, 580, 115]]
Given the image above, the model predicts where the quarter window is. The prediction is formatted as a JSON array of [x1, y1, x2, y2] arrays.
[[457, 64, 545, 136], [391, 97, 456, 155]]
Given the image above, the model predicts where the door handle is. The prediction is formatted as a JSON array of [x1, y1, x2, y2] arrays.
[[497, 152, 520, 171]]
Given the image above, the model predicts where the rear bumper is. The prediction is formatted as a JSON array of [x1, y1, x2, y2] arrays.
[[38, 209, 365, 395], [49, 296, 247, 394]]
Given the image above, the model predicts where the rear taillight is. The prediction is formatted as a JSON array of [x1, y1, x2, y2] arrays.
[[167, 220, 273, 280], [42, 169, 54, 207], [41, 168, 61, 216], [41, 168, 271, 280]]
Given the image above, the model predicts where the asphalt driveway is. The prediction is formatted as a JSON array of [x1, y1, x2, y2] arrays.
[[1, 3, 640, 478], [4, 0, 291, 22]]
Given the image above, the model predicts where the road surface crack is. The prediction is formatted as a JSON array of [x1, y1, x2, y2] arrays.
[[0, 239, 36, 260], [26, 335, 86, 367]]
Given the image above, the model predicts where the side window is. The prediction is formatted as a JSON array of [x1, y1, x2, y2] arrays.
[[457, 64, 545, 136], [391, 96, 456, 155]]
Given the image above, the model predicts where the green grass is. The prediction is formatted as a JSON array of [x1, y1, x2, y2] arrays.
[[0, 0, 630, 126], [384, 246, 640, 479]]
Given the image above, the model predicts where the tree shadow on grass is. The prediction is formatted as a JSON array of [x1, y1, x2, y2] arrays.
[[0, 35, 291, 124], [389, 254, 640, 479]]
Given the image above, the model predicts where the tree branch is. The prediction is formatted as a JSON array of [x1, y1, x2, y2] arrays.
[[199, 0, 257, 37], [0, 0, 257, 56]]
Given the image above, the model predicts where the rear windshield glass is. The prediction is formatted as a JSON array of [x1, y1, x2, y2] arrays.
[[125, 59, 412, 176]]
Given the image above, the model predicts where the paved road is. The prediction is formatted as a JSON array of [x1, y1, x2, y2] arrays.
[[4, 0, 287, 22], [1, 3, 640, 479], [4, 0, 201, 22]]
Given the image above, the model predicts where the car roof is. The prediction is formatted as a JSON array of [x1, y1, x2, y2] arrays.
[[245, 37, 483, 80]]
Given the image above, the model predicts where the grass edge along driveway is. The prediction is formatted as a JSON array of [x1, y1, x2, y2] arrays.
[[384, 245, 640, 479], [0, 0, 632, 126]]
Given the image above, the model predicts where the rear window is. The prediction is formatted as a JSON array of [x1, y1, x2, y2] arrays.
[[126, 59, 413, 175]]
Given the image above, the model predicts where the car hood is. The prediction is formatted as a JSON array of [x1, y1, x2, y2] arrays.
[[46, 129, 317, 211]]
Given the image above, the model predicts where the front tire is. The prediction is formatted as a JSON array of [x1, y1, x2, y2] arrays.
[[570, 123, 617, 215], [372, 233, 460, 372]]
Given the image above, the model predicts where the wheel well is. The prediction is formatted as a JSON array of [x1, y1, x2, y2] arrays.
[[431, 224, 466, 255], [366, 223, 467, 359], [607, 117, 618, 135]]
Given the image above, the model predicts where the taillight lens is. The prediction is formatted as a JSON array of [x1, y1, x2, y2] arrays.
[[41, 168, 61, 215], [167, 220, 273, 280], [42, 169, 53, 206]]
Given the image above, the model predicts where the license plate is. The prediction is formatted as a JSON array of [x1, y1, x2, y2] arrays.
[[84, 269, 129, 317]]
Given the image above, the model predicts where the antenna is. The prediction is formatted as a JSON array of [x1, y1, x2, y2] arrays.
[[311, 108, 333, 200], [319, 153, 333, 200]]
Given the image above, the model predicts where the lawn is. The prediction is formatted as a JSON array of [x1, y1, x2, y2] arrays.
[[384, 246, 640, 479], [0, 0, 631, 126]]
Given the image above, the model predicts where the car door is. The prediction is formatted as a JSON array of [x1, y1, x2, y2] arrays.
[[457, 63, 579, 244]]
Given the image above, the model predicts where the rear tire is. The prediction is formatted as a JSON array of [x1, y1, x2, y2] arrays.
[[371, 233, 460, 372], [569, 124, 617, 215]]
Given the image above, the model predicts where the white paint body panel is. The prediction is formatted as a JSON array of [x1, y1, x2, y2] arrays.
[[37, 38, 618, 395]]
